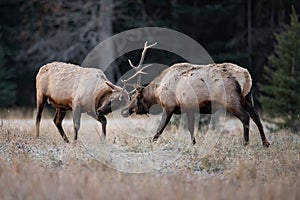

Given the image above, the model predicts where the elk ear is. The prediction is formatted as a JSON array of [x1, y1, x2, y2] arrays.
[[106, 81, 123, 92], [136, 87, 144, 93], [105, 81, 116, 90]]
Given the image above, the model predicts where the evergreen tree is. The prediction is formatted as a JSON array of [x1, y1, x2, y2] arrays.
[[260, 7, 300, 131], [0, 28, 16, 107]]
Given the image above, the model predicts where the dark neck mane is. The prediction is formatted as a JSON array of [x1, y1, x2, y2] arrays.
[[143, 82, 158, 107]]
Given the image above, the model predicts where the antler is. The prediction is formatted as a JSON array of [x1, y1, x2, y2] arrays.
[[128, 41, 157, 85], [128, 42, 157, 69], [119, 41, 157, 97]]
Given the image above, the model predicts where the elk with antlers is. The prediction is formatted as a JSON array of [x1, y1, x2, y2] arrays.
[[122, 61, 270, 147], [35, 62, 129, 142]]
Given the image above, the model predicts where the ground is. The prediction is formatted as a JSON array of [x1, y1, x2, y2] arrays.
[[0, 111, 299, 200]]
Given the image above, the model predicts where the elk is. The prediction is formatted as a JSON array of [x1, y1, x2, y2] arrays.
[[35, 61, 129, 142], [122, 62, 270, 147]]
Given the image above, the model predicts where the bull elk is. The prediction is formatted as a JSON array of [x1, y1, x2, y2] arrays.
[[122, 62, 270, 147], [35, 62, 129, 142]]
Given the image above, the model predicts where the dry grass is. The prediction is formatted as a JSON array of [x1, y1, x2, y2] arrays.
[[0, 112, 299, 200]]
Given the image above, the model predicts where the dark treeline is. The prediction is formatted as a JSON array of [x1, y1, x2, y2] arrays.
[[0, 0, 299, 107]]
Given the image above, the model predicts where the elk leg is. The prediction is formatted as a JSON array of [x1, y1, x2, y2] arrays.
[[36, 94, 46, 138], [228, 106, 250, 146], [53, 108, 69, 143], [244, 100, 270, 147], [153, 109, 173, 142], [98, 114, 107, 138], [72, 106, 82, 141], [187, 112, 196, 145]]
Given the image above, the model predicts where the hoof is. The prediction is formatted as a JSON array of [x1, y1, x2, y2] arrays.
[[152, 136, 159, 142], [263, 141, 270, 148], [243, 141, 249, 146], [64, 137, 70, 143], [100, 135, 106, 141], [192, 139, 196, 145]]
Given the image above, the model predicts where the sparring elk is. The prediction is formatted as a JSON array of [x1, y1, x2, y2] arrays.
[[35, 62, 129, 142], [122, 62, 270, 147]]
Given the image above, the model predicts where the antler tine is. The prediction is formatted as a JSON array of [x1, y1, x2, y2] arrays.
[[128, 88, 137, 95], [122, 64, 151, 83], [127, 41, 157, 70], [144, 41, 157, 49], [119, 80, 130, 100], [122, 41, 156, 91], [128, 59, 137, 69], [138, 41, 157, 68], [138, 63, 153, 73], [119, 63, 152, 93]]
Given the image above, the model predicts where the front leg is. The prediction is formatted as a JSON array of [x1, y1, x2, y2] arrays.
[[98, 114, 107, 138], [73, 106, 82, 141], [153, 108, 174, 142], [187, 112, 196, 145]]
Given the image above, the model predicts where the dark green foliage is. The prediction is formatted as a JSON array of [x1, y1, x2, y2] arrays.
[[1, 0, 300, 108], [260, 7, 300, 131], [0, 29, 16, 107]]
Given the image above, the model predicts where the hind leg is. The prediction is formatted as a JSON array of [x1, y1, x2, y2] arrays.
[[227, 105, 250, 146], [243, 97, 270, 147], [36, 93, 46, 138], [53, 108, 69, 143]]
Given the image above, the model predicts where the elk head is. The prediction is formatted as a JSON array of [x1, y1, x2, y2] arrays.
[[121, 86, 150, 117], [96, 81, 129, 116]]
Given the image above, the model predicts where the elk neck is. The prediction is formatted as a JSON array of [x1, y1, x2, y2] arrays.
[[142, 83, 158, 108]]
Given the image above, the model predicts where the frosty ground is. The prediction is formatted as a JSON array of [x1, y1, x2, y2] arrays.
[[0, 113, 299, 199]]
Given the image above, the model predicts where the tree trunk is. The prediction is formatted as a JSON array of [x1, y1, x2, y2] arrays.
[[98, 0, 120, 83], [247, 0, 252, 69]]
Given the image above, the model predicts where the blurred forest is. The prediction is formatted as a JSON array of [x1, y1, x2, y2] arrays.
[[0, 0, 299, 108]]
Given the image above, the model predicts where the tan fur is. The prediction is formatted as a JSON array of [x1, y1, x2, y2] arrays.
[[150, 62, 253, 109], [36, 61, 127, 141], [36, 62, 114, 113], [216, 63, 252, 97], [122, 62, 269, 147], [242, 70, 252, 97]]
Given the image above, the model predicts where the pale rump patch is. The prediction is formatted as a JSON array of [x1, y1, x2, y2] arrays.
[[242, 70, 252, 97], [219, 63, 252, 97]]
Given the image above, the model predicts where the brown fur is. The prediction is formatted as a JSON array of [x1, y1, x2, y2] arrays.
[[122, 62, 270, 147], [36, 61, 128, 142]]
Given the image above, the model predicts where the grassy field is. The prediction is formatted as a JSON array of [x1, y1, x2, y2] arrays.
[[0, 111, 299, 200]]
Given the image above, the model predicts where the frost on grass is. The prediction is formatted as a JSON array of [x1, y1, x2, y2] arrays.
[[0, 114, 299, 199]]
